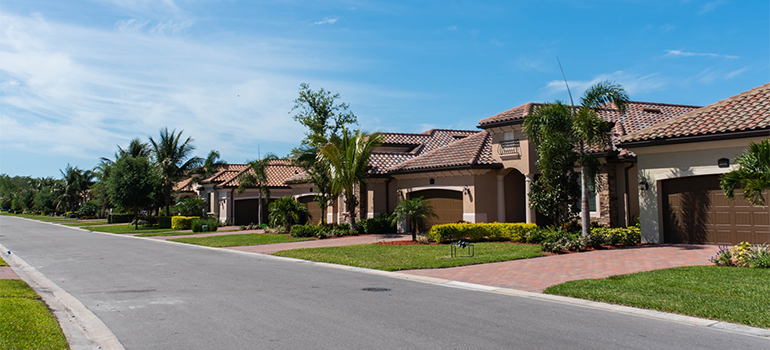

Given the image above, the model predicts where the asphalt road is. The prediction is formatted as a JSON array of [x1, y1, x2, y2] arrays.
[[1, 216, 766, 349]]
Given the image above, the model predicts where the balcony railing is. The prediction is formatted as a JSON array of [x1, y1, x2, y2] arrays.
[[498, 139, 521, 157]]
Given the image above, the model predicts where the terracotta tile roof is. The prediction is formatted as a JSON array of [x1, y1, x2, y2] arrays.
[[387, 131, 499, 173], [477, 102, 541, 127], [173, 177, 195, 192], [199, 164, 249, 184], [218, 160, 303, 188], [621, 83, 770, 144], [370, 129, 480, 173]]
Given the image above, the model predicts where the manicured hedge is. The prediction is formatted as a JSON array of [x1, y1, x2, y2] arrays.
[[108, 214, 133, 224], [428, 222, 539, 243], [191, 217, 219, 232], [158, 216, 172, 229], [590, 226, 641, 246], [359, 216, 396, 234], [171, 216, 199, 230]]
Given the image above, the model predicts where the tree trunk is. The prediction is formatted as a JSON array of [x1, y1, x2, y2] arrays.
[[134, 207, 139, 230], [258, 190, 263, 226], [580, 143, 590, 237], [347, 191, 357, 231]]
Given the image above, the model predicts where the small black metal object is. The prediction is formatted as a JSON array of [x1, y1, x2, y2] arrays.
[[718, 158, 730, 168], [362, 287, 391, 292], [451, 240, 474, 258]]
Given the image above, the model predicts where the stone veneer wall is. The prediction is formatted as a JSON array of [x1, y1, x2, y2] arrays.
[[593, 162, 618, 227]]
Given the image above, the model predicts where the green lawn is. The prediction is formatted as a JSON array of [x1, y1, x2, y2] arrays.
[[274, 242, 545, 271], [544, 266, 770, 329], [0, 212, 79, 223], [170, 233, 314, 247], [0, 280, 69, 350], [135, 229, 240, 237], [0, 257, 7, 267], [62, 221, 114, 227], [86, 225, 177, 235]]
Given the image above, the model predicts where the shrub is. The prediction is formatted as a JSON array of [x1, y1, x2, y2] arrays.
[[589, 226, 641, 246], [108, 213, 133, 224], [290, 224, 320, 238], [171, 216, 199, 230], [710, 246, 734, 267], [428, 222, 539, 243], [78, 202, 99, 218], [732, 241, 753, 267], [65, 211, 78, 218], [359, 214, 397, 234], [268, 196, 309, 230], [749, 244, 770, 269], [158, 216, 172, 229], [173, 197, 206, 216], [191, 217, 219, 233]]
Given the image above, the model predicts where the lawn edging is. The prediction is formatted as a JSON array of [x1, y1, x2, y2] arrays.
[[0, 242, 125, 350]]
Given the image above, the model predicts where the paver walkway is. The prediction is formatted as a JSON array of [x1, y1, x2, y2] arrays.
[[401, 244, 716, 292], [227, 234, 412, 254], [0, 266, 20, 279]]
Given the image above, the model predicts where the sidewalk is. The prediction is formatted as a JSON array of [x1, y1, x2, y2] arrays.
[[227, 233, 412, 254], [401, 244, 716, 292]]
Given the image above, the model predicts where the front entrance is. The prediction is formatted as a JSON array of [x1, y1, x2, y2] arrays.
[[410, 189, 463, 229], [662, 174, 769, 244]]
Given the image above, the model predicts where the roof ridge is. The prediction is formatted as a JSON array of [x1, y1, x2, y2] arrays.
[[382, 129, 480, 137], [387, 130, 489, 171]]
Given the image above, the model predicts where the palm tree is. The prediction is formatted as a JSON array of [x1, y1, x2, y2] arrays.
[[524, 81, 628, 235], [394, 197, 438, 241], [58, 165, 94, 212], [237, 153, 279, 226], [150, 128, 202, 215], [195, 150, 228, 180], [268, 196, 310, 231], [720, 139, 770, 207], [318, 128, 382, 231]]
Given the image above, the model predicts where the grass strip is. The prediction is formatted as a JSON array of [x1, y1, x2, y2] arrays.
[[274, 242, 544, 271], [85, 225, 177, 234], [62, 221, 115, 227], [0, 280, 69, 350], [0, 257, 7, 267], [135, 229, 240, 237], [0, 212, 79, 223], [170, 233, 314, 247], [544, 265, 770, 329]]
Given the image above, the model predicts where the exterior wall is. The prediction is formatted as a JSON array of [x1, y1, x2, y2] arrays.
[[487, 125, 538, 175], [365, 179, 389, 218], [629, 137, 765, 243]]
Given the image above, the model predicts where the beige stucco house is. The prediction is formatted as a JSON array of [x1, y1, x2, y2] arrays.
[[620, 83, 770, 245]]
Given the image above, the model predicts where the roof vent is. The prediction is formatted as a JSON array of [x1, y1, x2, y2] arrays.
[[452, 135, 468, 139], [642, 108, 662, 114]]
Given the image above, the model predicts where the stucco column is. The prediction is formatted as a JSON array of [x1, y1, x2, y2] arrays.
[[524, 173, 535, 224], [497, 174, 506, 223]]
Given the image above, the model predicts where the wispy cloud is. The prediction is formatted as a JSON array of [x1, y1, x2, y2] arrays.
[[313, 17, 339, 25], [664, 49, 738, 59], [699, 0, 726, 14], [445, 25, 457, 31], [542, 71, 668, 99]]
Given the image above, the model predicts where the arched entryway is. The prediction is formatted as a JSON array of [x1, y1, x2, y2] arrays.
[[504, 170, 527, 223]]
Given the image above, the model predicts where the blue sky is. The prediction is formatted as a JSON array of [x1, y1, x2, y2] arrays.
[[1, 0, 767, 178]]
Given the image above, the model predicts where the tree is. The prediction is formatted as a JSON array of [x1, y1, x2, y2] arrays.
[[196, 150, 228, 179], [290, 83, 358, 224], [173, 197, 206, 216], [268, 196, 310, 231], [58, 164, 94, 212], [394, 197, 438, 241], [720, 139, 770, 207], [237, 153, 279, 226], [150, 128, 202, 215], [108, 156, 156, 229], [523, 81, 628, 233], [318, 128, 382, 231]]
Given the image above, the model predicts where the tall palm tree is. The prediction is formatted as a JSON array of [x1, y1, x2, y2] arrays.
[[196, 150, 228, 179], [394, 197, 438, 241], [720, 139, 770, 207], [318, 128, 382, 231], [58, 165, 94, 212], [237, 153, 279, 226], [150, 128, 202, 215]]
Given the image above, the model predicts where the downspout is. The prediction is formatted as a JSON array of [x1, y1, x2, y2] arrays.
[[624, 162, 635, 227], [230, 188, 235, 225]]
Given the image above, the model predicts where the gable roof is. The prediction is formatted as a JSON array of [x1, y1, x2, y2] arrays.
[[386, 131, 499, 173], [199, 164, 250, 184], [621, 83, 770, 146], [218, 160, 302, 189], [173, 177, 195, 192]]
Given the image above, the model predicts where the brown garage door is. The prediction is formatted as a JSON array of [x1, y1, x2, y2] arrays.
[[234, 198, 269, 226], [411, 189, 463, 229], [662, 175, 769, 245], [298, 196, 322, 225]]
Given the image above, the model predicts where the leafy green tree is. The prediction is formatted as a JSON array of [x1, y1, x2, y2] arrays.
[[150, 128, 202, 215], [59, 165, 94, 212], [237, 153, 279, 226], [108, 156, 156, 229], [721, 139, 770, 207], [319, 128, 382, 231], [268, 196, 310, 231], [290, 83, 358, 224], [524, 81, 628, 234], [394, 197, 438, 241]]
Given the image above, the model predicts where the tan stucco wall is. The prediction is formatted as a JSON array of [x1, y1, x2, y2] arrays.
[[487, 125, 538, 175], [630, 137, 766, 243]]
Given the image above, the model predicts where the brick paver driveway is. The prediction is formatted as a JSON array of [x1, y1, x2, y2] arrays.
[[402, 244, 717, 292]]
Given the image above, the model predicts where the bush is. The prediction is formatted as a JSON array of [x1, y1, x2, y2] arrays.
[[732, 242, 754, 267], [78, 202, 99, 218], [710, 246, 734, 267], [428, 222, 539, 243], [750, 244, 770, 269], [158, 216, 172, 229], [191, 217, 219, 233], [108, 213, 133, 224], [171, 216, 199, 230], [589, 226, 641, 246], [290, 224, 320, 238], [65, 211, 78, 218], [359, 214, 397, 234]]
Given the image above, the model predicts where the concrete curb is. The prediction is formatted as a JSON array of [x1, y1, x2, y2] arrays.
[[5, 216, 770, 341], [0, 240, 125, 350]]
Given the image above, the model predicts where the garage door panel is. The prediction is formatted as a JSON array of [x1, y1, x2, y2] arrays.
[[663, 174, 769, 245], [412, 190, 463, 229]]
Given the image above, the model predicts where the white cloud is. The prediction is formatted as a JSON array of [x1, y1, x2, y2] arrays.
[[313, 17, 339, 25], [724, 67, 748, 79], [664, 49, 738, 59], [699, 0, 725, 14], [445, 25, 457, 31], [542, 71, 668, 99]]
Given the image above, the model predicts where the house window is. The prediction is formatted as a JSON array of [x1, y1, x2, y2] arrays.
[[587, 182, 597, 212], [503, 131, 515, 141]]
